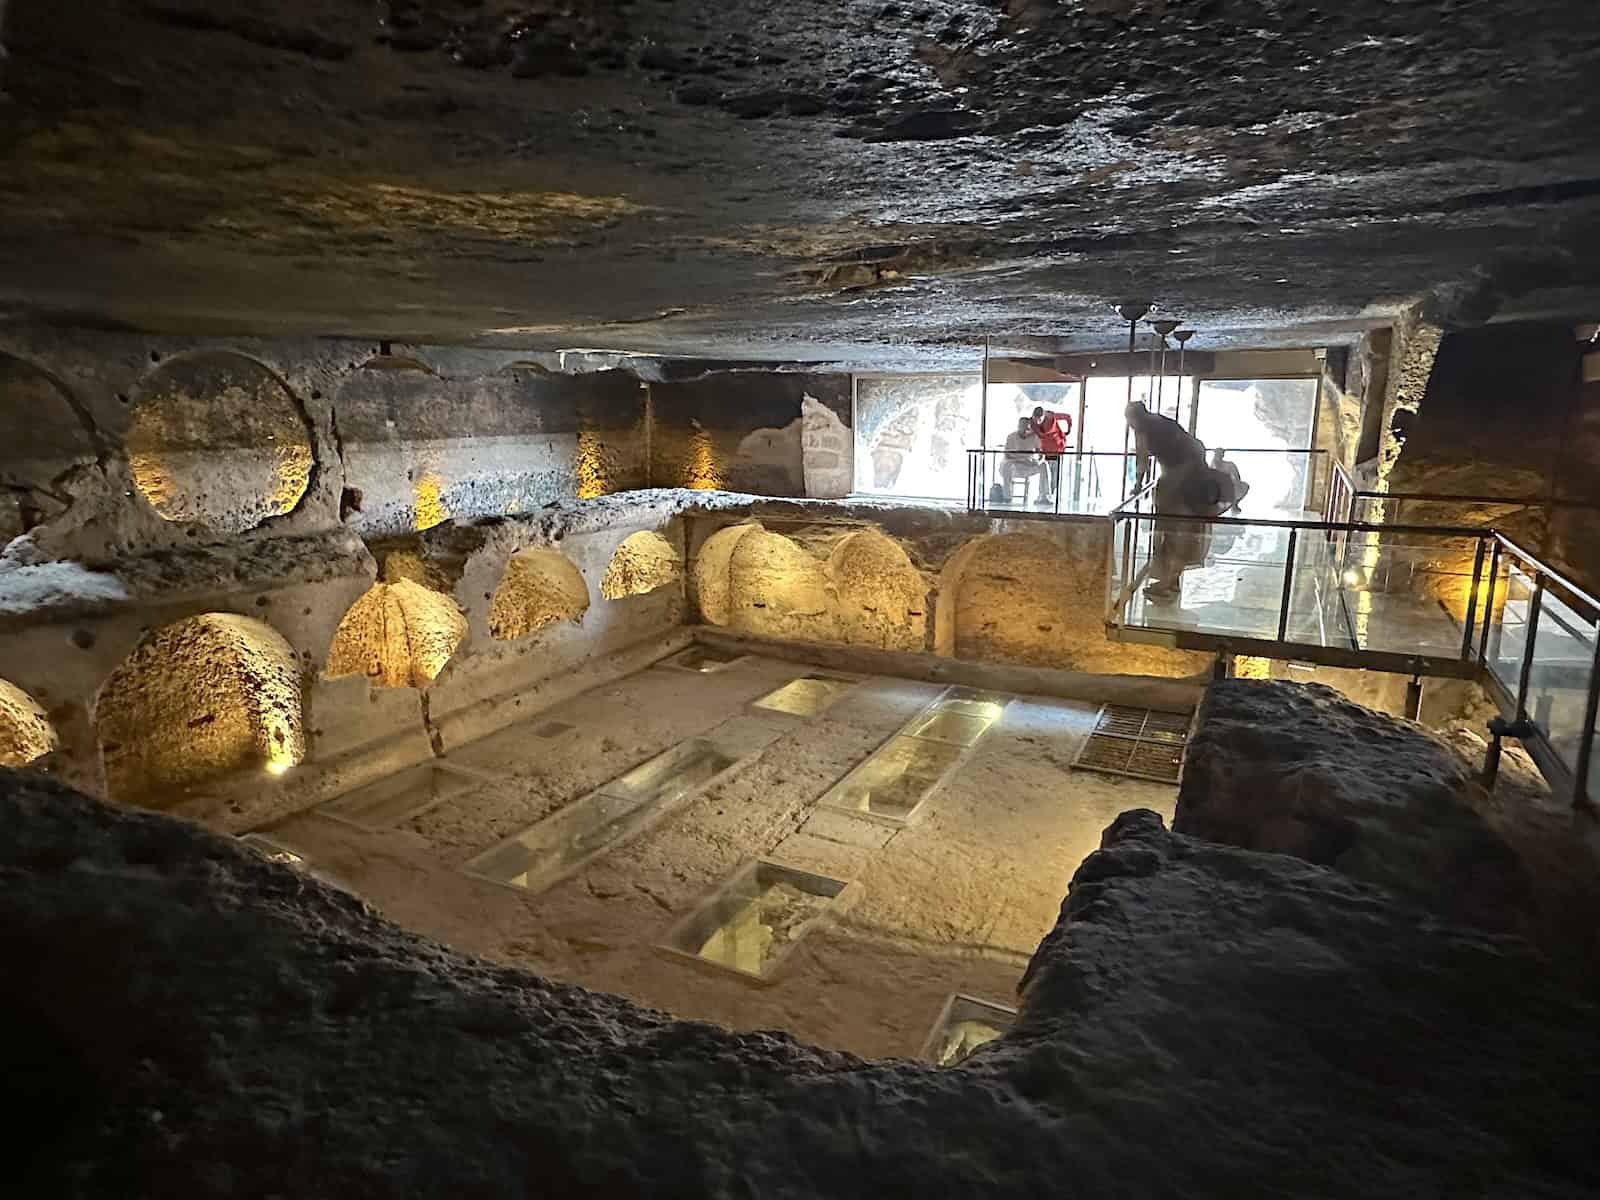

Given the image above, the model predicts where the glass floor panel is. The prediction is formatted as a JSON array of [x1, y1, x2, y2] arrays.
[[920, 993, 1018, 1066], [659, 645, 747, 673], [318, 762, 488, 830], [600, 739, 738, 805], [463, 739, 742, 894], [903, 705, 996, 746], [661, 860, 849, 982], [819, 735, 965, 824], [750, 675, 857, 717]]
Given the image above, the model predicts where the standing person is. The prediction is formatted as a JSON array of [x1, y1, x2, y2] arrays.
[[1125, 401, 1229, 597], [1030, 405, 1072, 505], [999, 416, 1046, 504]]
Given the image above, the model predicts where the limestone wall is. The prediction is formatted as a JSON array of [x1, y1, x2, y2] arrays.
[[0, 327, 675, 817], [648, 371, 852, 498], [688, 503, 1209, 677]]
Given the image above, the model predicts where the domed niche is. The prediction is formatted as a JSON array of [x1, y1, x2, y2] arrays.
[[325, 579, 468, 688], [0, 678, 58, 768], [96, 614, 306, 807], [827, 529, 927, 651], [125, 352, 315, 533], [945, 533, 1076, 667], [600, 531, 683, 600], [488, 548, 590, 641]]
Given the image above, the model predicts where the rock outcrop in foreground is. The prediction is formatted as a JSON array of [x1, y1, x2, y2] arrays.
[[4, 771, 1598, 1197], [1176, 679, 1534, 937]]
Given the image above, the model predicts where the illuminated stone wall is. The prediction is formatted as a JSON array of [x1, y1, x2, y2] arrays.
[[649, 372, 851, 496], [325, 579, 468, 689], [0, 677, 57, 768], [95, 614, 306, 808], [337, 360, 647, 535], [601, 531, 683, 600], [689, 507, 1206, 676]]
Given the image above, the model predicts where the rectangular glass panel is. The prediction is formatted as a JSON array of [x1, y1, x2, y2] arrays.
[[465, 790, 656, 893], [939, 688, 1009, 720], [1193, 378, 1317, 517], [600, 740, 737, 805], [1525, 589, 1596, 773], [664, 861, 847, 979], [751, 675, 856, 716], [465, 739, 739, 893], [853, 374, 982, 501], [1486, 565, 1534, 698], [824, 735, 964, 822], [319, 763, 480, 829], [903, 705, 996, 746], [924, 994, 1017, 1066], [660, 645, 743, 672], [1124, 517, 1290, 639]]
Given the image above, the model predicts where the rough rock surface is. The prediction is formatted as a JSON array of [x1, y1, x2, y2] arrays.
[[6, 770, 1600, 1197], [1176, 679, 1535, 939], [2, 1, 1598, 361]]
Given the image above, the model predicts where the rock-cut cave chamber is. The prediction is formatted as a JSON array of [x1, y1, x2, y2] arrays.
[[3, 2, 1600, 1194]]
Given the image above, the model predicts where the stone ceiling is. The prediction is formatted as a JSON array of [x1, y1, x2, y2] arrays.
[[1, 0, 1598, 368]]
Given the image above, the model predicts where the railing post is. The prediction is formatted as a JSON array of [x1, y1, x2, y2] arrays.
[[1477, 540, 1501, 665], [1277, 528, 1299, 642], [1514, 573, 1545, 720], [1572, 632, 1600, 811], [1459, 536, 1488, 660]]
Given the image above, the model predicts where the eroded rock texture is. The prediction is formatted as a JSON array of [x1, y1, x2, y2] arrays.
[[1176, 679, 1533, 938], [5, 771, 1599, 1197], [2, 1, 1597, 357]]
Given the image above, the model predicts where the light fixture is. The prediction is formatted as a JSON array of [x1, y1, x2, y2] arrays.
[[1173, 330, 1196, 425], [1150, 319, 1181, 418]]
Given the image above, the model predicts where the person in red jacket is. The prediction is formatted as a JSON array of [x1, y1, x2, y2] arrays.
[[1031, 405, 1072, 504]]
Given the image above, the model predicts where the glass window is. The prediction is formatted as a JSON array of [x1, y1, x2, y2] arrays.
[[853, 374, 981, 501], [1193, 378, 1318, 517]]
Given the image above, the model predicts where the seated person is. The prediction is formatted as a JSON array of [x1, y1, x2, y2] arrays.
[[999, 416, 1046, 502], [1210, 448, 1249, 513]]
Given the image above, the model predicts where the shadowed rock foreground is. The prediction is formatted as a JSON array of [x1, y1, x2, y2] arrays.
[[4, 770, 1598, 1197]]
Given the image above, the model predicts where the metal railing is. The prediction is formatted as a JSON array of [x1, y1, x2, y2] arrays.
[[1104, 492, 1599, 809], [966, 447, 1331, 517]]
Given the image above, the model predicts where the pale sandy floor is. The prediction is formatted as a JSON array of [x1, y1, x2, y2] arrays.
[[269, 653, 1181, 1060]]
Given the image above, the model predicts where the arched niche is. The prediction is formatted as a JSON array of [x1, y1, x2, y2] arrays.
[[325, 579, 467, 688], [694, 522, 761, 625], [126, 352, 315, 533], [827, 528, 928, 651], [0, 353, 100, 547], [941, 533, 1077, 668], [96, 613, 306, 807], [725, 527, 834, 642], [0, 678, 58, 768], [601, 531, 682, 600], [488, 548, 590, 641]]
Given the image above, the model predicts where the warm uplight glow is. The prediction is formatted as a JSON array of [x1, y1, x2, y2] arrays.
[[684, 428, 723, 490], [0, 677, 57, 768], [413, 469, 449, 531], [574, 430, 609, 499], [1234, 656, 1272, 680], [600, 531, 682, 599], [265, 759, 292, 776], [325, 579, 468, 688], [1342, 568, 1364, 588]]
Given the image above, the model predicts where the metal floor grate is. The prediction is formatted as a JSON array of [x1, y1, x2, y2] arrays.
[[1075, 705, 1192, 784]]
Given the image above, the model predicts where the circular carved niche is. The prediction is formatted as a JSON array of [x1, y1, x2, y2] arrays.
[[126, 353, 314, 533], [601, 531, 682, 600]]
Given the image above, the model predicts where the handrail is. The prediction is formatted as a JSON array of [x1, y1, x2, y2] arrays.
[[1354, 488, 1600, 512], [1491, 533, 1600, 620], [1108, 510, 1489, 537]]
